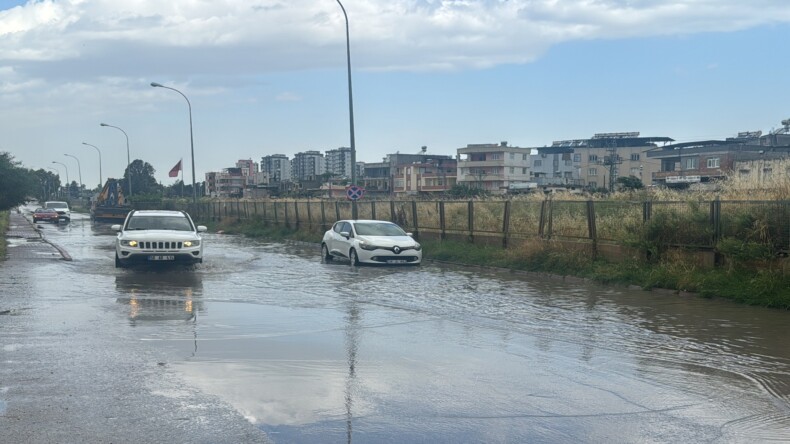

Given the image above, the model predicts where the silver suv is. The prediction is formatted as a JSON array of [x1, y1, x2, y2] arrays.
[[112, 210, 207, 268]]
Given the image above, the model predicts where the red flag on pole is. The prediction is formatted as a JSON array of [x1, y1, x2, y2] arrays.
[[168, 159, 182, 178]]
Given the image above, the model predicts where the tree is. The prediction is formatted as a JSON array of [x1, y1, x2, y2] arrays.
[[616, 176, 644, 191], [446, 184, 489, 198], [0, 152, 36, 210], [123, 159, 160, 198], [31, 169, 61, 202]]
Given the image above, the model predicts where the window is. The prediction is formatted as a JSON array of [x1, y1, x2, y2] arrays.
[[564, 160, 572, 166], [522, 168, 528, 175], [509, 167, 515, 174], [589, 154, 598, 162], [510, 153, 515, 160], [588, 168, 598, 176], [523, 153, 528, 160], [684, 158, 698, 170], [573, 154, 581, 162], [707, 157, 720, 168], [491, 153, 502, 160], [630, 153, 640, 161], [630, 167, 640, 176], [534, 160, 542, 167], [588, 181, 597, 188]]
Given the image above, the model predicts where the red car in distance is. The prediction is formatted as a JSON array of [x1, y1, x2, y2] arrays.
[[33, 208, 60, 224]]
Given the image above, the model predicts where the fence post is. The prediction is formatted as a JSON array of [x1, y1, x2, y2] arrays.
[[643, 201, 652, 223], [390, 200, 396, 223], [711, 198, 722, 246], [274, 201, 279, 224], [263, 201, 268, 223], [439, 201, 446, 241], [321, 200, 327, 230], [335, 200, 340, 221], [468, 200, 475, 243], [236, 199, 241, 222], [586, 200, 597, 259], [371, 201, 376, 220], [502, 200, 511, 249], [306, 200, 312, 228], [411, 200, 419, 240], [285, 201, 290, 228], [294, 200, 300, 229]]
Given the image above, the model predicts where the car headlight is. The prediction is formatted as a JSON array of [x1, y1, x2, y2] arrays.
[[358, 241, 377, 251], [121, 240, 138, 247], [183, 240, 200, 247], [414, 243, 422, 251]]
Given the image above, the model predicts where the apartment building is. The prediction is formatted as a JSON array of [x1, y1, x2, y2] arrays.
[[393, 158, 457, 195], [324, 147, 353, 179], [456, 142, 531, 193], [291, 150, 325, 181], [261, 154, 291, 183], [647, 126, 790, 187]]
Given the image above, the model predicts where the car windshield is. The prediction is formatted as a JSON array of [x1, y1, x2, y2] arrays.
[[46, 202, 67, 209], [354, 222, 407, 237], [126, 216, 193, 231]]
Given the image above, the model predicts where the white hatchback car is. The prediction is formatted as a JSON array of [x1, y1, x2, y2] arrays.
[[322, 219, 422, 265], [112, 210, 207, 268]]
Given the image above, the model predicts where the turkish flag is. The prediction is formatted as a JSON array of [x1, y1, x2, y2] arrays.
[[168, 160, 182, 178]]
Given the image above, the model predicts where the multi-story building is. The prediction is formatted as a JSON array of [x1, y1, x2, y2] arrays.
[[456, 142, 532, 193], [291, 150, 325, 182], [647, 122, 790, 187], [324, 147, 353, 180], [361, 149, 453, 196], [261, 154, 291, 183], [205, 159, 266, 198], [393, 158, 457, 196]]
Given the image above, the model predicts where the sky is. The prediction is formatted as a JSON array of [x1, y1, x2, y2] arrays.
[[1, 0, 789, 188]]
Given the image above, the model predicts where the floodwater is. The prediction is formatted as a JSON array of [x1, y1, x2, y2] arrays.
[[5, 209, 790, 443]]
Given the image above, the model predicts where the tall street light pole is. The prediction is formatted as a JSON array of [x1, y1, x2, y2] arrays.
[[336, 0, 356, 189], [82, 142, 103, 189], [100, 123, 132, 197], [52, 161, 69, 198], [64, 154, 83, 192], [150, 82, 197, 203]]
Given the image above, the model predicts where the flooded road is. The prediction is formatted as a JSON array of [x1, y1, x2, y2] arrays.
[[4, 208, 790, 443]]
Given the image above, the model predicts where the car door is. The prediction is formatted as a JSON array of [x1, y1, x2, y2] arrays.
[[335, 221, 354, 257], [328, 222, 347, 257]]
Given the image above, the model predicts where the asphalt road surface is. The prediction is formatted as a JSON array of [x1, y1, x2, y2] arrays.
[[2, 205, 790, 443]]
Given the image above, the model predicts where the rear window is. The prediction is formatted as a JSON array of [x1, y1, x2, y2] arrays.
[[45, 202, 68, 209]]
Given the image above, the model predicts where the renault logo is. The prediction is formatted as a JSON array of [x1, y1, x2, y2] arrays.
[[393, 246, 401, 254]]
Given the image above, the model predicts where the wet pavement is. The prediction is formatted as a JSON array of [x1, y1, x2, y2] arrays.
[[3, 204, 790, 443]]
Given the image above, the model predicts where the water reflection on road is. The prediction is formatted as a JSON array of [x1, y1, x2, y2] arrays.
[[33, 213, 790, 442]]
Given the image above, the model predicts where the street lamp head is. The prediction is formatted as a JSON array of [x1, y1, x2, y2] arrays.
[[150, 82, 163, 88], [100, 123, 108, 127]]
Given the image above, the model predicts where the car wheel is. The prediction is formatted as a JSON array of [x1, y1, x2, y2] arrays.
[[322, 244, 333, 262], [115, 253, 124, 269], [349, 248, 359, 266]]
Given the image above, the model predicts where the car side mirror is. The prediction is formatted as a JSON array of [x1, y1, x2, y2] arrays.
[[111, 224, 121, 231], [340, 231, 350, 238], [197, 225, 207, 233]]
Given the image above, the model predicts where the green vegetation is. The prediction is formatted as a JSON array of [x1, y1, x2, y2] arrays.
[[0, 211, 8, 259]]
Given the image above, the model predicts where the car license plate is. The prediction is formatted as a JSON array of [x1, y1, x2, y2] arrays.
[[388, 259, 407, 264], [148, 255, 175, 261]]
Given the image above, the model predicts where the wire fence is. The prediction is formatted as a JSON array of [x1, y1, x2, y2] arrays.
[[137, 198, 790, 255]]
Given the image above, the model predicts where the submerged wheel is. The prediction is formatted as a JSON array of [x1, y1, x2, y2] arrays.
[[322, 244, 333, 262], [114, 253, 124, 269], [349, 248, 359, 266]]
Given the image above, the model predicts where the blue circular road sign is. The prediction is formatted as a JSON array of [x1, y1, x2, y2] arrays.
[[346, 185, 365, 201]]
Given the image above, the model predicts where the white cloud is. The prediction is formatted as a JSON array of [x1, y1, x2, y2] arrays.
[[1, 0, 788, 74]]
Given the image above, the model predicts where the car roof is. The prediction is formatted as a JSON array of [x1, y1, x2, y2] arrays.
[[338, 219, 395, 224], [130, 210, 187, 217]]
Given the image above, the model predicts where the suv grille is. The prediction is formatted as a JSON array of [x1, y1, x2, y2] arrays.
[[138, 241, 183, 250]]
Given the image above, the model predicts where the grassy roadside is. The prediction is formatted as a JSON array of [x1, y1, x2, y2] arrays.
[[201, 217, 790, 310], [0, 211, 8, 260]]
